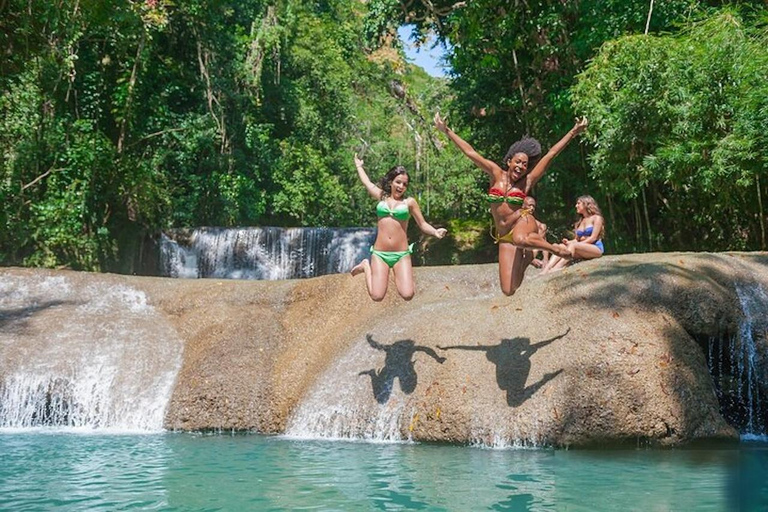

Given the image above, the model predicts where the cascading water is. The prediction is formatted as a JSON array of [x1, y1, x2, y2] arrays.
[[707, 283, 768, 439], [160, 227, 376, 280], [285, 338, 414, 443], [0, 274, 184, 431]]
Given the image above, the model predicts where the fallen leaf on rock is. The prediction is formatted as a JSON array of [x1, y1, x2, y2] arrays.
[[612, 312, 620, 318]]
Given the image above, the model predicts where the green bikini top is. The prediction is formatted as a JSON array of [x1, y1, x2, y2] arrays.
[[376, 200, 410, 221]]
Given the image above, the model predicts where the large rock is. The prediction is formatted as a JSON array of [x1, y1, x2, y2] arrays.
[[3, 252, 767, 446]]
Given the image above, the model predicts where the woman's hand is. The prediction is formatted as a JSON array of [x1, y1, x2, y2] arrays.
[[572, 117, 589, 135], [354, 152, 364, 170], [434, 112, 449, 134], [434, 227, 448, 239]]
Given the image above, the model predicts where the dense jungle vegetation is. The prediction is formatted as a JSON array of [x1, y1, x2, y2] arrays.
[[1, 0, 766, 272]]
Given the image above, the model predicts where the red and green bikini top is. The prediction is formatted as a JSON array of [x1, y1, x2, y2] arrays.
[[487, 187, 526, 206]]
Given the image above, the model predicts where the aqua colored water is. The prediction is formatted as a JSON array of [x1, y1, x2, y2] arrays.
[[1, 433, 766, 511]]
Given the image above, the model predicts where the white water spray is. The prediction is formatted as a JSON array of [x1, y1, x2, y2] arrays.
[[285, 341, 411, 443], [160, 227, 376, 280], [0, 274, 183, 432], [707, 282, 767, 437]]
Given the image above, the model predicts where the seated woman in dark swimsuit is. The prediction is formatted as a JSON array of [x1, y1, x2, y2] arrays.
[[434, 112, 588, 295]]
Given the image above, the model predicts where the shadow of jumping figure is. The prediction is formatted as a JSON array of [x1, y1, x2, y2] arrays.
[[359, 334, 446, 404], [439, 329, 569, 407]]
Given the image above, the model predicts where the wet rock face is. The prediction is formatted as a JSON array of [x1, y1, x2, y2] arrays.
[[3, 252, 768, 446]]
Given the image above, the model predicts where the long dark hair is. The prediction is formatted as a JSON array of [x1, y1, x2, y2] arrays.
[[378, 165, 409, 199], [502, 137, 542, 172]]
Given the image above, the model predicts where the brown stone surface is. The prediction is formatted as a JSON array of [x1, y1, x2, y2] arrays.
[[3, 252, 768, 446]]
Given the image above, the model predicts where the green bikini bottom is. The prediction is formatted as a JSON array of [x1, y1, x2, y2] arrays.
[[370, 243, 414, 268]]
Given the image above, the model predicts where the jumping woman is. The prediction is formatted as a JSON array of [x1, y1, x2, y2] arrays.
[[350, 154, 447, 301], [434, 113, 588, 295]]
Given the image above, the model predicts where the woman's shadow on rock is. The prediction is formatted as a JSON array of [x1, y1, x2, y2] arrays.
[[439, 329, 569, 407], [359, 334, 446, 404]]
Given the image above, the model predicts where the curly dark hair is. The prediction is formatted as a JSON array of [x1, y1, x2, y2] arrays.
[[378, 165, 409, 198], [502, 137, 542, 170]]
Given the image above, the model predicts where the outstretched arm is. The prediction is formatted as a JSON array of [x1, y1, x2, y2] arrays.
[[526, 117, 588, 190], [530, 328, 571, 350], [437, 344, 488, 351], [407, 198, 447, 239], [415, 345, 447, 363], [366, 334, 385, 351], [355, 154, 383, 200], [434, 112, 501, 178]]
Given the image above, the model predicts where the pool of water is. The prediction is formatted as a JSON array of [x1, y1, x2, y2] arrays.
[[1, 432, 766, 511]]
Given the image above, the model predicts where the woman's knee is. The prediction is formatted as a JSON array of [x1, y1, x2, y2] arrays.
[[512, 232, 528, 246], [370, 290, 387, 302], [500, 283, 517, 296], [398, 285, 415, 301]]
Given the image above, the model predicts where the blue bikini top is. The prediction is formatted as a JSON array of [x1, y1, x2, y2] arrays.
[[576, 225, 594, 238]]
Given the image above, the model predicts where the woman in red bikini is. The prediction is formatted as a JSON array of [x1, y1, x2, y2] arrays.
[[434, 113, 588, 295]]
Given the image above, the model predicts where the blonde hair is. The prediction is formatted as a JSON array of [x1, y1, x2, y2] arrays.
[[575, 195, 606, 240]]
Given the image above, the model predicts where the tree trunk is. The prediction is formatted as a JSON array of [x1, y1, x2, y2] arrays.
[[117, 30, 147, 154], [757, 175, 766, 250], [642, 187, 652, 251]]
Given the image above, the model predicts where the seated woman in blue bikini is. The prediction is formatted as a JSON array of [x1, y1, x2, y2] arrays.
[[542, 195, 605, 274], [350, 154, 447, 301]]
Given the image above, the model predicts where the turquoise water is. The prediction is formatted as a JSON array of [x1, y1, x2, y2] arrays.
[[0, 433, 766, 511]]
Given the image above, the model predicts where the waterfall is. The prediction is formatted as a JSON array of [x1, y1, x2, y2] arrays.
[[284, 339, 412, 443], [707, 283, 768, 439], [160, 227, 376, 280], [0, 274, 184, 432]]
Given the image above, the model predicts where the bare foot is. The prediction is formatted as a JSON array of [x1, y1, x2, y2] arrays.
[[350, 259, 368, 276], [552, 243, 571, 259]]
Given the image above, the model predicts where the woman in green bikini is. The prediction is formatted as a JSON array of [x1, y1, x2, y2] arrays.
[[434, 113, 587, 296], [350, 154, 447, 301]]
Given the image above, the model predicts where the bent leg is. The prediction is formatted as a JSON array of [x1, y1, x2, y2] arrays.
[[543, 256, 570, 274], [392, 255, 415, 301], [498, 243, 521, 296], [512, 216, 570, 258], [568, 241, 604, 260], [511, 248, 533, 291], [541, 255, 562, 274], [367, 254, 391, 301]]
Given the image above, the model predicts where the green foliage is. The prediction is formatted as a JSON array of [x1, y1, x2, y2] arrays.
[[2, 1, 767, 271], [0, 0, 462, 270], [573, 11, 768, 250]]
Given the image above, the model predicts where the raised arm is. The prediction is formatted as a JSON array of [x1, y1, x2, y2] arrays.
[[415, 345, 447, 364], [354, 153, 383, 200], [526, 117, 588, 191], [434, 112, 501, 178], [407, 198, 447, 239], [366, 334, 385, 351]]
